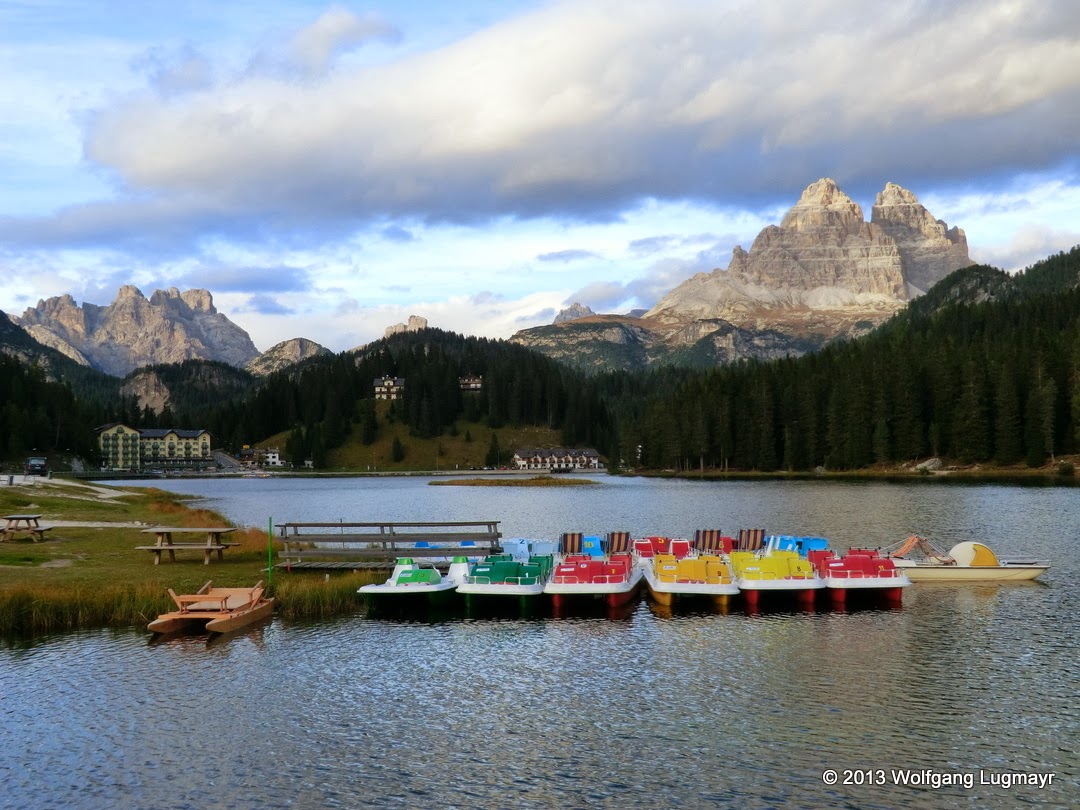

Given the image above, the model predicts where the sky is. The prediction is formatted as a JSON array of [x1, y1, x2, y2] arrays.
[[1, 0, 1079, 353]]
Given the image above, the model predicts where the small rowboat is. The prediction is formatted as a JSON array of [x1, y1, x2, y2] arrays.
[[148, 580, 274, 634]]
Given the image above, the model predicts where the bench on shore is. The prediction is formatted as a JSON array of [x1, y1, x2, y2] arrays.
[[137, 527, 239, 565], [276, 521, 501, 570], [1, 514, 53, 543]]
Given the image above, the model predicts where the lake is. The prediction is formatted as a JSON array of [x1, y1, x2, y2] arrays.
[[1, 476, 1076, 808]]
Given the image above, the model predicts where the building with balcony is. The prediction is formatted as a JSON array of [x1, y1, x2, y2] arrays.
[[95, 424, 212, 471], [374, 376, 405, 400]]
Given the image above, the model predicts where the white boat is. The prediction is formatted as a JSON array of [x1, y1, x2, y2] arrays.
[[456, 553, 554, 601], [635, 537, 739, 607], [358, 556, 471, 602], [729, 537, 825, 609], [810, 548, 912, 604], [885, 536, 1050, 581], [543, 532, 642, 609]]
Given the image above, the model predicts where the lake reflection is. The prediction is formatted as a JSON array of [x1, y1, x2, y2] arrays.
[[1, 476, 1076, 809]]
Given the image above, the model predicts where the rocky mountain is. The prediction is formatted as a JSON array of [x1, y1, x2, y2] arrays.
[[384, 315, 429, 338], [553, 303, 596, 324], [119, 360, 254, 415], [16, 286, 261, 377], [246, 337, 331, 376], [513, 179, 971, 371]]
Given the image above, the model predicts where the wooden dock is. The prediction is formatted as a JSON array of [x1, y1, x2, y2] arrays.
[[275, 520, 501, 571]]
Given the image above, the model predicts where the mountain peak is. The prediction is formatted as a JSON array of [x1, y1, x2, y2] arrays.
[[780, 177, 864, 230], [875, 181, 920, 207], [14, 286, 258, 376], [553, 303, 596, 324]]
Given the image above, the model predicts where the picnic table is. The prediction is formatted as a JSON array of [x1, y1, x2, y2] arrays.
[[2, 514, 52, 542], [137, 527, 239, 565]]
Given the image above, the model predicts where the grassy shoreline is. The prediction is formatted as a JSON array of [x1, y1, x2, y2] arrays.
[[0, 479, 378, 637]]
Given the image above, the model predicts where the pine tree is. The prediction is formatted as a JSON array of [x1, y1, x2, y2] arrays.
[[993, 364, 1023, 464], [391, 436, 406, 462], [485, 431, 501, 467]]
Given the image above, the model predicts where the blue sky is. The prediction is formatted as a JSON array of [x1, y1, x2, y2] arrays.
[[1, 0, 1079, 352]]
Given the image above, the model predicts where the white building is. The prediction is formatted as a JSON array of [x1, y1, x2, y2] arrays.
[[512, 448, 603, 471]]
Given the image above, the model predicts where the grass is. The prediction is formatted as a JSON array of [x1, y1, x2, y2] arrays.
[[429, 475, 598, 487], [264, 402, 567, 473], [0, 478, 381, 636]]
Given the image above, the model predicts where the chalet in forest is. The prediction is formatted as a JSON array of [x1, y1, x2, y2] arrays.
[[95, 423, 212, 471], [459, 375, 483, 392], [512, 448, 603, 471], [374, 376, 405, 400]]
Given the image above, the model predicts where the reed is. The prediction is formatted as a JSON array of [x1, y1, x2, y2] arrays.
[[271, 572, 378, 619], [0, 582, 169, 635]]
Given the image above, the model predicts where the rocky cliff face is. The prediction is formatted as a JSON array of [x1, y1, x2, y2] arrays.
[[246, 337, 331, 376], [553, 303, 596, 324], [384, 315, 428, 338], [119, 369, 172, 414], [16, 286, 261, 376], [514, 179, 970, 371], [871, 182, 970, 295]]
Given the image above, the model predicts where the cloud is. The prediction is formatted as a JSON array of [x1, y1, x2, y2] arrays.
[[286, 7, 399, 75], [42, 0, 1072, 254], [629, 233, 719, 255], [136, 45, 214, 98], [537, 249, 600, 263], [178, 264, 312, 293], [561, 238, 736, 312], [380, 224, 415, 243], [972, 224, 1080, 272], [565, 281, 631, 311], [242, 293, 294, 315]]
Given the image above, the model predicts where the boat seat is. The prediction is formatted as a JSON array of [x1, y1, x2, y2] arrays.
[[729, 551, 758, 576], [670, 539, 692, 559], [396, 568, 441, 585], [582, 536, 605, 557], [675, 558, 707, 582]]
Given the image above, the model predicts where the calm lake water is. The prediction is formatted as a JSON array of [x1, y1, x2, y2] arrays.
[[2, 475, 1077, 809]]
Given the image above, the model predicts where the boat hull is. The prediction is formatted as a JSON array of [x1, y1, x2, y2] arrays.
[[737, 578, 824, 609], [642, 565, 738, 607], [893, 563, 1049, 582], [545, 567, 642, 608], [148, 598, 275, 635]]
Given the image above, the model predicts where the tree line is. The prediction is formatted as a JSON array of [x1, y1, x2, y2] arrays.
[[608, 249, 1080, 471], [6, 246, 1079, 474]]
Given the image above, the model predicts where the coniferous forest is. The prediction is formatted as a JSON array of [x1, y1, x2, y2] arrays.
[[3, 246, 1079, 473]]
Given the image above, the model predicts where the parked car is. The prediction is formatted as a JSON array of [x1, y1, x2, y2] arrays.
[[24, 456, 48, 475]]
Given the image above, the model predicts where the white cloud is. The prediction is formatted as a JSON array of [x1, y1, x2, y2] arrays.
[[286, 6, 399, 75], [71, 0, 1080, 236]]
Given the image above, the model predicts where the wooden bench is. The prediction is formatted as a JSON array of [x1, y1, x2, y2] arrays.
[[276, 521, 501, 570], [1, 514, 53, 543], [137, 527, 239, 565]]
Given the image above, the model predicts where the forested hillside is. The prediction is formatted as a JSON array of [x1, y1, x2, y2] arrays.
[[6, 247, 1079, 474], [186, 330, 614, 466], [0, 355, 106, 462], [612, 247, 1080, 471]]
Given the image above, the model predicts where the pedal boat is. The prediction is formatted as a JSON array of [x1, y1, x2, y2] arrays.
[[357, 556, 470, 602], [884, 536, 1050, 581], [730, 546, 824, 609], [809, 548, 911, 605], [544, 555, 642, 608], [148, 581, 274, 634], [456, 553, 554, 603], [636, 537, 739, 607]]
